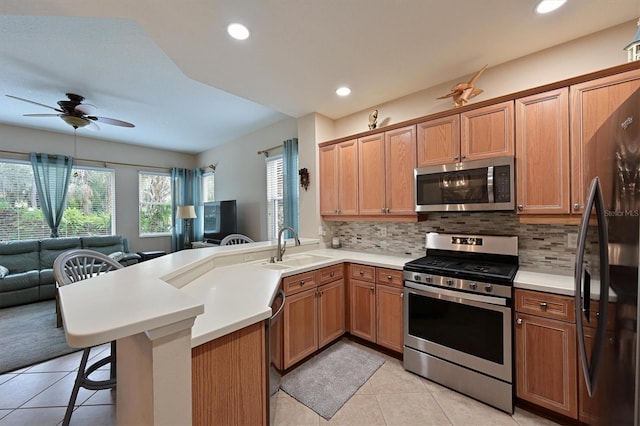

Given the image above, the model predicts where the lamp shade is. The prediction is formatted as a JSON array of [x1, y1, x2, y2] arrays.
[[176, 205, 197, 219]]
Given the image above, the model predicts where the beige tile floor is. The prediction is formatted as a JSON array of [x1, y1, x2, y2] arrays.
[[0, 339, 558, 426]]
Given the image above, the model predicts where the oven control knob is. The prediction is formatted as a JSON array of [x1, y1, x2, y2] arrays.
[[413, 274, 421, 281], [484, 284, 493, 293], [469, 282, 477, 290], [425, 275, 433, 283], [446, 279, 454, 286]]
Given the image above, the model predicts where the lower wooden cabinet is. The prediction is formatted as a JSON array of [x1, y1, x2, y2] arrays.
[[192, 321, 267, 425], [349, 264, 404, 353], [282, 265, 345, 369], [515, 289, 577, 419]]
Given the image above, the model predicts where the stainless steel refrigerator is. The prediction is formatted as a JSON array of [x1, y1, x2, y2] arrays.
[[575, 88, 639, 425]]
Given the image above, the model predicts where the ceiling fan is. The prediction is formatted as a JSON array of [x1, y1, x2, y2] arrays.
[[6, 93, 135, 130]]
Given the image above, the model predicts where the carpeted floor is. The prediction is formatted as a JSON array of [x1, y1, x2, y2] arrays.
[[280, 341, 385, 419], [0, 299, 80, 374]]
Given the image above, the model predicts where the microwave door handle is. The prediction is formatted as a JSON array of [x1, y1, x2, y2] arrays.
[[487, 166, 494, 203]]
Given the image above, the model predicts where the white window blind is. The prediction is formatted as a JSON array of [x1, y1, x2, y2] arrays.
[[0, 159, 116, 241], [266, 155, 284, 241], [203, 172, 215, 202], [138, 172, 172, 236]]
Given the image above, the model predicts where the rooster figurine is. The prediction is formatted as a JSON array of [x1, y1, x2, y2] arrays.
[[437, 64, 488, 108]]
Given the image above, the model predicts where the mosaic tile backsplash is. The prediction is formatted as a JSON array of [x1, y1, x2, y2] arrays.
[[329, 212, 584, 275]]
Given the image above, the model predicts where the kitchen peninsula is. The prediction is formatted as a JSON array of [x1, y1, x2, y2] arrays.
[[57, 238, 411, 425]]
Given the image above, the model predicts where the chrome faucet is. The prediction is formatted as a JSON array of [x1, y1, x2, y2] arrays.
[[276, 226, 300, 261]]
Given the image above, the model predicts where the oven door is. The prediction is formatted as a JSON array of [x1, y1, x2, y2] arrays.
[[404, 282, 512, 382]]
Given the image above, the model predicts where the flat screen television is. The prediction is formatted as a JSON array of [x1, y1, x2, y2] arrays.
[[203, 200, 237, 243]]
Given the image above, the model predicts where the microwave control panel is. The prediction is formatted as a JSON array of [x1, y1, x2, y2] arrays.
[[493, 165, 511, 202]]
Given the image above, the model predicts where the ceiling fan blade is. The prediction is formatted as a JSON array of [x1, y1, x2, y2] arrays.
[[6, 95, 64, 113], [89, 116, 135, 128], [23, 113, 61, 117], [87, 120, 100, 131], [74, 103, 97, 115]]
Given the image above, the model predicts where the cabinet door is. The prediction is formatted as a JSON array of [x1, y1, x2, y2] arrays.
[[319, 144, 338, 215], [516, 88, 570, 214], [337, 139, 359, 215], [358, 133, 386, 215], [417, 114, 460, 166], [515, 312, 577, 419], [349, 279, 376, 342], [385, 125, 417, 215], [461, 100, 514, 161], [283, 287, 318, 368], [570, 69, 640, 214], [318, 279, 345, 348], [376, 284, 403, 353]]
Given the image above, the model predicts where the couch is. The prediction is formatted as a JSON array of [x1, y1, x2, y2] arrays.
[[0, 235, 140, 308]]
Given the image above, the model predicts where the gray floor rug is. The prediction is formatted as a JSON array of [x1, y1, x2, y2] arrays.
[[280, 341, 385, 419], [0, 300, 80, 374]]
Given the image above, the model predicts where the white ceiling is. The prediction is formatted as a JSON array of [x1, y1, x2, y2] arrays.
[[0, 0, 638, 154]]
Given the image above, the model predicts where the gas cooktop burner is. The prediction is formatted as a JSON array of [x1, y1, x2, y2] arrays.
[[404, 255, 518, 284]]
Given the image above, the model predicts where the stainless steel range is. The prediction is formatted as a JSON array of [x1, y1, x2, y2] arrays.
[[403, 232, 518, 414]]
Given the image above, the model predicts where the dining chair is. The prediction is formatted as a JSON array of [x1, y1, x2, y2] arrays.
[[220, 233, 254, 245]]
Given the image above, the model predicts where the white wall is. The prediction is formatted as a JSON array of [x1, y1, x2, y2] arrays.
[[196, 118, 298, 241], [331, 20, 637, 140], [0, 123, 196, 253]]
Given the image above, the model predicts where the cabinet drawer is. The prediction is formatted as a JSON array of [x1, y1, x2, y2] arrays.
[[515, 289, 575, 322], [318, 264, 343, 285], [350, 264, 375, 283], [583, 300, 616, 331], [376, 268, 403, 288], [283, 271, 318, 296]]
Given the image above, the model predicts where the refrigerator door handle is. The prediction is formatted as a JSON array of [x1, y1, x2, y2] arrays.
[[583, 269, 591, 323], [574, 177, 610, 397]]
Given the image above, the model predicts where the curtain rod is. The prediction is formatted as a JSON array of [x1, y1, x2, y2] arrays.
[[257, 144, 281, 157], [0, 149, 171, 171]]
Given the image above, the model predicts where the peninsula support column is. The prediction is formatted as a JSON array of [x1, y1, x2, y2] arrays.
[[116, 317, 196, 425]]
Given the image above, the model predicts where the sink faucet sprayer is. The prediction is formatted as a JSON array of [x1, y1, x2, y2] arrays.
[[276, 226, 300, 262]]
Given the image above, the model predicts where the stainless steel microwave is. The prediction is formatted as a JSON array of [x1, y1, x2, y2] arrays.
[[415, 156, 515, 212]]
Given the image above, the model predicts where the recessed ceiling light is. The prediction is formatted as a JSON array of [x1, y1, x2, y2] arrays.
[[336, 87, 351, 97], [535, 0, 567, 14], [227, 23, 250, 40]]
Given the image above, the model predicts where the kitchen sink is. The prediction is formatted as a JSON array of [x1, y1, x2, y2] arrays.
[[279, 254, 332, 267], [257, 254, 333, 270]]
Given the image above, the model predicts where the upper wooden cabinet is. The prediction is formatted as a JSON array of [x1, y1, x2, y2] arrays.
[[417, 101, 514, 167], [319, 139, 358, 216], [570, 69, 640, 214], [515, 88, 570, 214], [358, 125, 416, 216]]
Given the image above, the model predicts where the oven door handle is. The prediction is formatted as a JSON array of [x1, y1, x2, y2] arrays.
[[405, 281, 507, 307]]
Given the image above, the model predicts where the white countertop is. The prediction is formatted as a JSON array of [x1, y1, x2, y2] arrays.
[[515, 269, 616, 301], [58, 238, 413, 349]]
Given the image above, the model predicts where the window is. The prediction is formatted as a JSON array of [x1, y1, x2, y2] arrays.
[[203, 172, 215, 202], [138, 172, 172, 236], [266, 155, 284, 240], [0, 159, 115, 241]]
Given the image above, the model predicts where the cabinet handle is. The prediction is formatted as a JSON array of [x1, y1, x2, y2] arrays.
[[454, 155, 459, 161], [359, 270, 364, 275], [539, 302, 547, 310], [516, 318, 523, 325], [461, 154, 467, 160], [300, 280, 305, 286], [400, 292, 404, 299], [330, 271, 334, 277], [319, 290, 324, 296], [387, 275, 392, 280], [381, 207, 386, 213], [573, 203, 580, 210], [517, 205, 524, 211], [370, 286, 375, 291]]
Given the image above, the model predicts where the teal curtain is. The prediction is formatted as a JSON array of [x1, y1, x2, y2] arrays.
[[30, 152, 74, 238], [171, 168, 203, 251], [192, 168, 204, 243], [282, 138, 299, 238], [171, 168, 189, 251]]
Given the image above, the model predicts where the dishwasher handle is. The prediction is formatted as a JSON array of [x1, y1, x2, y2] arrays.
[[269, 290, 286, 326]]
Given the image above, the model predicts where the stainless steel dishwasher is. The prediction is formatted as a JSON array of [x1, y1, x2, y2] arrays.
[[266, 289, 285, 425]]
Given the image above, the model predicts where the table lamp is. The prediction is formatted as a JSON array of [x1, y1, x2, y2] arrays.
[[176, 205, 197, 248]]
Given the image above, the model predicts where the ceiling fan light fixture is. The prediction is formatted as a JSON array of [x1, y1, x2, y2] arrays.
[[535, 0, 567, 14], [60, 115, 90, 129]]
